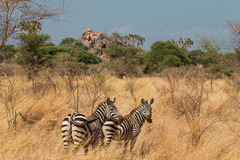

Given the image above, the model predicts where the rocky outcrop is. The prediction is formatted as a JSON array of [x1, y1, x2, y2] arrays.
[[81, 28, 112, 55]]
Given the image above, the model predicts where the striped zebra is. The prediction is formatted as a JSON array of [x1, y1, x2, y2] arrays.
[[102, 98, 154, 154], [61, 97, 123, 154]]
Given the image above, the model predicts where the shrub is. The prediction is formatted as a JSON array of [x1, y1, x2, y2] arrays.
[[187, 50, 206, 66], [70, 50, 102, 64], [40, 45, 70, 55], [162, 55, 183, 67], [59, 37, 75, 46], [143, 41, 190, 74], [0, 45, 17, 60], [67, 41, 89, 51], [52, 48, 102, 74], [0, 54, 4, 63], [103, 44, 144, 78], [16, 33, 51, 69]]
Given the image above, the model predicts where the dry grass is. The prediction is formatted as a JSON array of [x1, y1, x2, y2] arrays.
[[0, 74, 240, 160]]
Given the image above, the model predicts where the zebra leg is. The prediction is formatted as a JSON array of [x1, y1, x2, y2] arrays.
[[99, 134, 104, 148], [91, 140, 100, 154], [123, 140, 129, 155], [62, 130, 71, 151], [83, 144, 89, 155], [97, 133, 105, 151], [130, 138, 137, 153], [105, 134, 113, 148], [72, 124, 85, 154], [61, 114, 72, 151], [102, 122, 116, 148]]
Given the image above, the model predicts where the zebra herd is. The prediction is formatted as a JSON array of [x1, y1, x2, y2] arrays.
[[61, 97, 154, 155]]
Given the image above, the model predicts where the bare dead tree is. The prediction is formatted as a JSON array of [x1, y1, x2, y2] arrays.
[[226, 20, 240, 52], [125, 76, 137, 105], [156, 67, 222, 149], [83, 73, 107, 113], [0, 0, 65, 49], [0, 68, 20, 130]]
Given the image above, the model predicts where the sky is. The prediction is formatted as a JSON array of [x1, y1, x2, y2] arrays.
[[41, 0, 240, 52]]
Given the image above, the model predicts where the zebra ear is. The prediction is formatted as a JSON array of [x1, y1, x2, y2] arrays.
[[106, 98, 111, 104], [150, 98, 154, 105], [141, 99, 146, 104], [113, 97, 116, 103]]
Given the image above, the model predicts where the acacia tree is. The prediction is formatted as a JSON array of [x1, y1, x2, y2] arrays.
[[0, 0, 65, 49], [111, 32, 145, 47], [128, 34, 145, 47], [19, 21, 42, 34], [169, 38, 194, 49]]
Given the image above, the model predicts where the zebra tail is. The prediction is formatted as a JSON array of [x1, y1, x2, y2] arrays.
[[71, 116, 98, 126]]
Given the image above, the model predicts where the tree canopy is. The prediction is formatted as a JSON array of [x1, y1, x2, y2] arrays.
[[144, 41, 191, 74]]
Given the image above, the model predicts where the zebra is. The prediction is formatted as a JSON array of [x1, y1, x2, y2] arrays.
[[102, 98, 154, 154], [61, 97, 123, 155]]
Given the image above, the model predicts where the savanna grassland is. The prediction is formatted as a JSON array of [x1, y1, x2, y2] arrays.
[[0, 67, 240, 160]]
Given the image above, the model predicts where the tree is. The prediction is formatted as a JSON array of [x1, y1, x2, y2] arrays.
[[16, 33, 51, 69], [59, 37, 75, 46], [226, 20, 240, 51], [0, 0, 65, 50], [112, 32, 123, 42], [111, 32, 145, 47], [196, 33, 225, 53], [0, 44, 17, 60], [187, 50, 206, 66], [19, 21, 42, 34], [169, 38, 194, 49], [103, 44, 143, 78], [128, 34, 145, 47], [144, 41, 191, 74]]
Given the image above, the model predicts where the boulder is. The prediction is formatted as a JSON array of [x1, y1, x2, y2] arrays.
[[81, 28, 113, 54]]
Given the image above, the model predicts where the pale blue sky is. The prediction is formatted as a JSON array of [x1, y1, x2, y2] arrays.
[[42, 0, 239, 51]]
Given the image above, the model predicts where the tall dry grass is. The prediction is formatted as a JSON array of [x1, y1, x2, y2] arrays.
[[0, 70, 240, 159]]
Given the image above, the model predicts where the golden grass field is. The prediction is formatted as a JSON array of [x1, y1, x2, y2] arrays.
[[0, 71, 240, 160]]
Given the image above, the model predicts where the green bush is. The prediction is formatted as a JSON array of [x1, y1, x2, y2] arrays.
[[143, 41, 190, 74], [59, 37, 75, 46], [0, 45, 17, 60], [103, 44, 144, 78], [43, 43, 55, 47], [40, 45, 70, 55], [162, 55, 183, 67], [67, 41, 89, 51], [0, 54, 4, 63], [16, 33, 51, 69], [188, 50, 236, 78], [187, 50, 206, 66], [52, 48, 102, 74], [70, 50, 102, 64]]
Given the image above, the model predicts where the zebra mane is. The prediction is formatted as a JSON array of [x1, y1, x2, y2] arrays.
[[130, 104, 142, 115], [88, 100, 109, 122], [92, 100, 107, 114]]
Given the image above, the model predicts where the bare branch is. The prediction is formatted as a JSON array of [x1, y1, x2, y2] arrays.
[[0, 0, 65, 49]]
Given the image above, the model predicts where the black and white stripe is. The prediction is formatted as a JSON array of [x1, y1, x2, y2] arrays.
[[102, 98, 154, 153], [61, 97, 123, 154]]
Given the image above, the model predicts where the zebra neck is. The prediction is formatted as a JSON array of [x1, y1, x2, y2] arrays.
[[132, 109, 145, 127], [91, 105, 106, 125]]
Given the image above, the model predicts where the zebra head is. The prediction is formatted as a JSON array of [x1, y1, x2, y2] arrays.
[[140, 98, 154, 123], [105, 97, 123, 124]]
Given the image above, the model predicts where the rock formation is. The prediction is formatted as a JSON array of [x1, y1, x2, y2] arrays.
[[81, 28, 112, 55]]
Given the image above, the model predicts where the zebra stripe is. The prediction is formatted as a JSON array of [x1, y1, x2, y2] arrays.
[[102, 98, 154, 153], [61, 97, 123, 155], [62, 113, 77, 150]]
